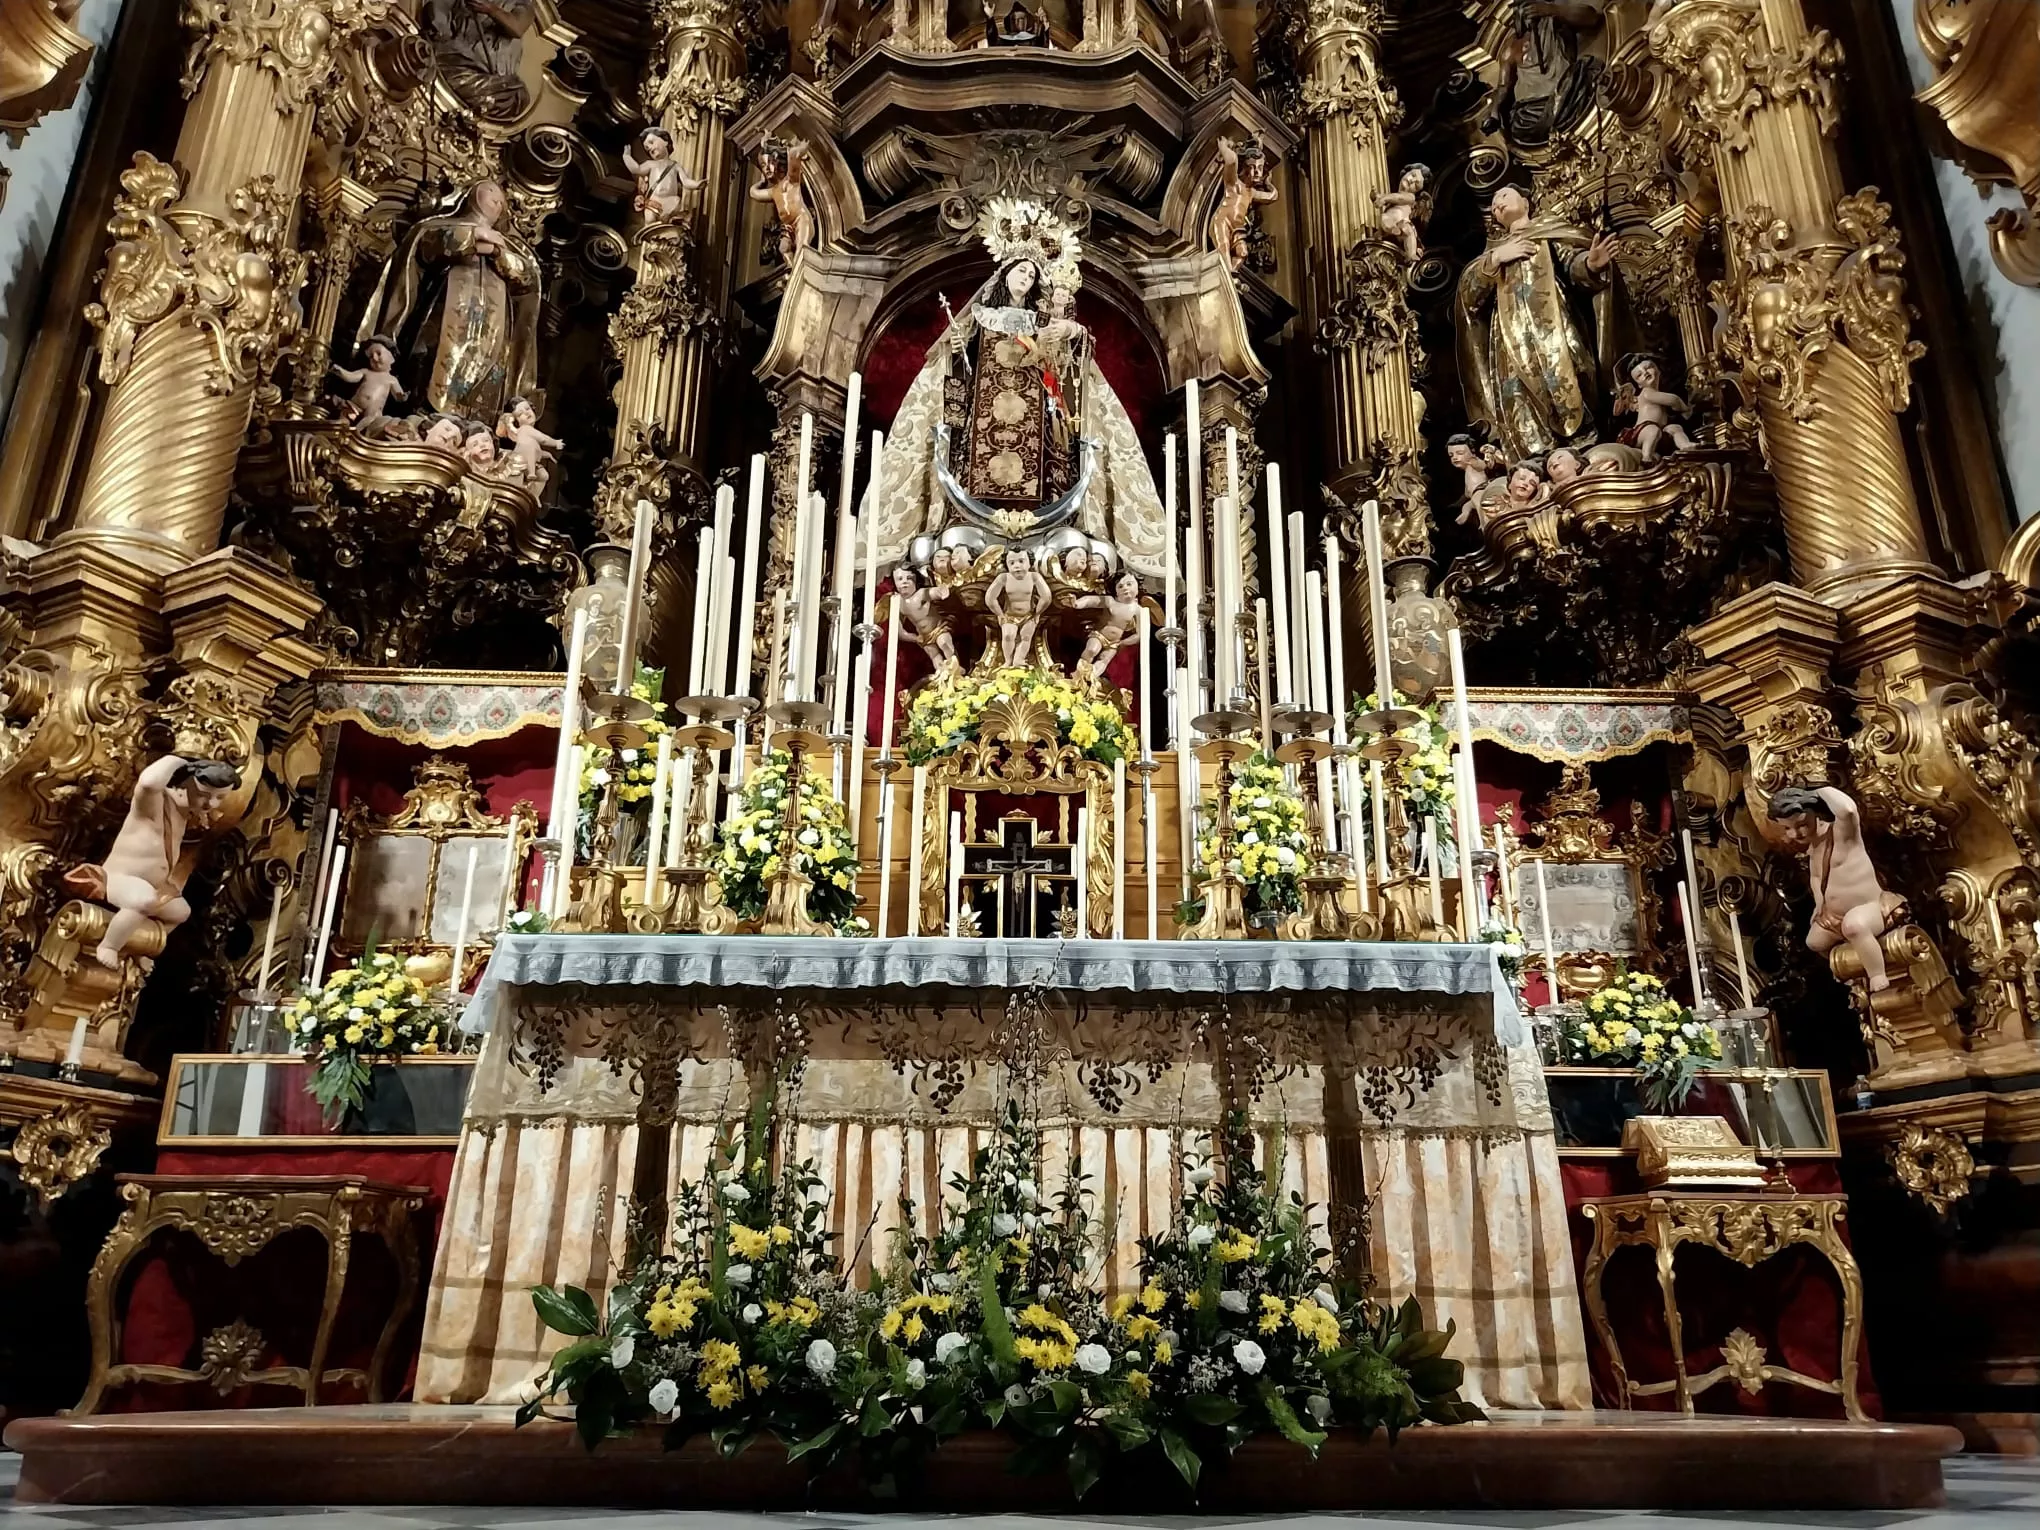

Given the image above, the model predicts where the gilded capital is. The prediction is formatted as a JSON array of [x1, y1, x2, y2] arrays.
[[179, 0, 395, 113], [647, 0, 748, 126], [1649, 0, 1843, 157], [609, 223, 719, 350], [83, 153, 306, 401]]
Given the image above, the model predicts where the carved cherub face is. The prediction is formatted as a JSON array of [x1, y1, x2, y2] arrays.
[[642, 128, 672, 161], [1630, 357, 1662, 389], [462, 428, 497, 466], [1005, 548, 1031, 575], [1507, 465, 1543, 504], [509, 397, 536, 428], [1114, 572, 1139, 601], [894, 566, 920, 595], [1005, 260, 1041, 306], [1490, 185, 1531, 230], [1446, 440, 1479, 470], [1774, 810, 1820, 850], [1399, 164, 1430, 196], [365, 340, 395, 371], [179, 780, 231, 828], [1546, 448, 1582, 485], [931, 548, 953, 579], [1088, 551, 1109, 578], [1062, 547, 1088, 578], [424, 415, 464, 449]]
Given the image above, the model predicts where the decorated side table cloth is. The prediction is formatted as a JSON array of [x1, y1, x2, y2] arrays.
[[420, 935, 1588, 1414]]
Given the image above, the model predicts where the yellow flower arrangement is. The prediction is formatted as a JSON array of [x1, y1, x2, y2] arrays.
[[289, 949, 448, 1121], [1351, 690, 1459, 829], [1560, 970, 1723, 1108], [715, 748, 864, 931], [903, 664, 1138, 767], [575, 664, 675, 851], [1188, 750, 1311, 920]]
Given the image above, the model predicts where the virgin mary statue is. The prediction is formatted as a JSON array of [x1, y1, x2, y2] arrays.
[[360, 179, 542, 420], [866, 199, 1167, 576]]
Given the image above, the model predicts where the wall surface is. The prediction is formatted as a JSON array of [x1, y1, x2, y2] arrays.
[[1888, 0, 2040, 526], [0, 0, 126, 440]]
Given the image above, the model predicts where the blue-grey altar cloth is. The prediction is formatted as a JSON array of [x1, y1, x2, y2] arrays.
[[463, 935, 1524, 1047]]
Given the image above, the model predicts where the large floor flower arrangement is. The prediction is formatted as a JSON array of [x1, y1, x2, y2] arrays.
[[904, 665, 1137, 767], [523, 1104, 1479, 1498]]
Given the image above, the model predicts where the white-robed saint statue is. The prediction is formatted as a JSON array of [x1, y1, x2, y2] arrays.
[[866, 198, 1168, 576]]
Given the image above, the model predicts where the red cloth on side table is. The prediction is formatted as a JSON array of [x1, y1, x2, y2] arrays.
[[112, 1146, 454, 1412], [1562, 1160, 1882, 1419]]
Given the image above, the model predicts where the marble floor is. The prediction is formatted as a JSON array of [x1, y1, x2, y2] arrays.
[[2, 1449, 2035, 1530]]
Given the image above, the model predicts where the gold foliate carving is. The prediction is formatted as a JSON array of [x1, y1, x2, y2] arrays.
[[85, 153, 306, 401], [1323, 439, 1430, 565], [10, 1102, 113, 1209], [179, 0, 392, 112], [1721, 1328, 1768, 1394], [199, 1191, 281, 1263], [610, 223, 718, 349], [1316, 238, 1423, 373], [1747, 698, 1841, 800], [1649, 2, 1843, 157], [592, 420, 679, 547], [197, 1319, 269, 1392], [1889, 1120, 1974, 1216], [158, 673, 253, 771], [647, 0, 747, 126], [383, 754, 499, 831], [1713, 193, 1923, 427]]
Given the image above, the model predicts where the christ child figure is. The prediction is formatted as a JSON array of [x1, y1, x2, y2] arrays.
[[1768, 784, 1903, 993], [1074, 571, 1143, 678], [986, 547, 1052, 669], [1612, 353, 1698, 463], [623, 127, 704, 224], [331, 335, 408, 429], [496, 395, 564, 496], [892, 565, 959, 673], [1374, 162, 1433, 263], [64, 754, 240, 970]]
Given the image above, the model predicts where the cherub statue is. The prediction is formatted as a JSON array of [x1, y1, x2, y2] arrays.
[[330, 334, 408, 430], [421, 412, 466, 452], [495, 395, 563, 496], [1074, 571, 1143, 679], [1545, 445, 1584, 487], [1210, 135, 1278, 274], [1767, 784, 1904, 994], [1612, 352, 1698, 463], [892, 565, 959, 673], [929, 546, 957, 592], [750, 137, 814, 265], [986, 546, 1052, 669], [1375, 162, 1434, 263], [63, 755, 240, 970], [622, 127, 704, 225], [1059, 545, 1090, 584], [1478, 460, 1550, 530], [1446, 429, 1505, 522], [460, 421, 503, 474]]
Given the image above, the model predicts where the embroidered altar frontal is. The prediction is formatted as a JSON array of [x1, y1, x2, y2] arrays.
[[418, 938, 1589, 1413]]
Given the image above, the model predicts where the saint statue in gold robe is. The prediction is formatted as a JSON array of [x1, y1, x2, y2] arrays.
[[360, 179, 542, 421], [1453, 185, 1619, 461]]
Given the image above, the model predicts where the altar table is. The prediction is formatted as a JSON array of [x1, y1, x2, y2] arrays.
[[418, 936, 1589, 1413]]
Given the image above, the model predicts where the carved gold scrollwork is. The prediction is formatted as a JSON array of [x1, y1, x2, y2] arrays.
[[647, 0, 748, 127], [1889, 1120, 1975, 1215], [9, 1102, 113, 1208], [1649, 2, 1844, 158], [197, 1318, 270, 1392], [84, 153, 307, 402], [179, 0, 392, 112], [1315, 238, 1423, 373], [199, 1191, 282, 1262], [610, 222, 719, 350]]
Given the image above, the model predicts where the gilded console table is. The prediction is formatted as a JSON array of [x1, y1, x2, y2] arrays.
[[1579, 1191, 1868, 1423], [71, 1174, 428, 1415]]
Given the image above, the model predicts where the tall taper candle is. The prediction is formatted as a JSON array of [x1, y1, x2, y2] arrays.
[[688, 525, 714, 696], [449, 842, 479, 999], [312, 843, 347, 988], [1162, 433, 1178, 633], [1075, 806, 1090, 937], [1424, 817, 1444, 927], [543, 608, 590, 913], [668, 744, 695, 869], [615, 499, 655, 693], [1288, 510, 1308, 706], [1325, 535, 1362, 874], [734, 454, 766, 695], [1138, 606, 1152, 762], [1303, 571, 1338, 854], [879, 594, 903, 757], [1265, 463, 1292, 702], [1677, 880, 1707, 1006], [1144, 763, 1159, 942], [1254, 597, 1272, 747], [255, 879, 284, 1000], [948, 809, 962, 938], [1446, 627, 1481, 937], [706, 482, 735, 695], [1361, 499, 1392, 705], [875, 769, 897, 938], [848, 429, 885, 844], [829, 500, 855, 735], [859, 429, 883, 628], [1113, 756, 1127, 940], [644, 733, 674, 879], [1185, 382, 1204, 718], [306, 805, 339, 973], [1371, 761, 1390, 885], [1729, 906, 1756, 1008], [1213, 496, 1235, 705], [1534, 857, 1557, 1003]]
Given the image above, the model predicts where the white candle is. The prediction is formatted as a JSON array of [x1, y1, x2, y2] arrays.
[[1254, 597, 1272, 749], [706, 483, 735, 696], [1729, 907, 1756, 1008], [1424, 817, 1444, 928], [906, 766, 928, 936], [554, 744, 585, 920], [312, 842, 347, 987], [448, 841, 478, 998], [1112, 756, 1127, 940], [1455, 752, 1482, 938], [879, 594, 903, 756], [546, 610, 590, 851], [63, 1012, 88, 1068], [829, 500, 855, 735], [1288, 510, 1308, 709], [1213, 495, 1234, 705], [875, 769, 898, 939], [1370, 760, 1390, 885], [306, 806, 339, 974], [255, 879, 284, 1000], [1446, 627, 1480, 939], [1162, 432, 1178, 634], [688, 525, 714, 696], [1678, 880, 1707, 1007], [1351, 768, 1371, 913], [948, 809, 962, 938], [1534, 857, 1557, 1002], [1303, 573, 1336, 854], [1361, 499, 1392, 705], [734, 454, 767, 697], [803, 490, 830, 703], [615, 499, 655, 694], [645, 733, 674, 876], [848, 429, 885, 848], [1144, 766, 1159, 941], [1185, 383, 1204, 720], [1681, 829, 1708, 957], [1265, 463, 1292, 703], [860, 428, 883, 628], [1074, 806, 1090, 937], [1138, 606, 1153, 761]]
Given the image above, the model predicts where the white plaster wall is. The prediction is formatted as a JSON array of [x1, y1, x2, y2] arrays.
[[0, 0, 126, 434], [1889, 0, 2040, 525]]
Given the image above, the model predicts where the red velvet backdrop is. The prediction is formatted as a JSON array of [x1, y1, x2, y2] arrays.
[[1561, 1161, 1882, 1419], [113, 1147, 455, 1411]]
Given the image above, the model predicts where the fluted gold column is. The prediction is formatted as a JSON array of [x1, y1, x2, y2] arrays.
[[1652, 0, 1935, 605], [1293, 0, 1427, 560], [64, 0, 384, 575], [595, 0, 748, 668]]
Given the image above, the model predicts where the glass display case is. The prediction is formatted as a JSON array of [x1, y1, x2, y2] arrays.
[[1543, 1066, 1838, 1159], [158, 1054, 475, 1144]]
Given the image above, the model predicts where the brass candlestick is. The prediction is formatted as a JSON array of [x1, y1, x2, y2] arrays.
[[1352, 705, 1449, 942], [760, 699, 835, 937], [1182, 699, 1258, 941], [571, 689, 653, 933], [1274, 729, 1378, 942]]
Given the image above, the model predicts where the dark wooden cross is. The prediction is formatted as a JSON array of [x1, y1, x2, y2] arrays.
[[963, 813, 1069, 938]]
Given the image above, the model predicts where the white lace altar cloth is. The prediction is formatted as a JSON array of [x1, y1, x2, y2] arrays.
[[418, 936, 1588, 1413]]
